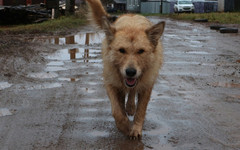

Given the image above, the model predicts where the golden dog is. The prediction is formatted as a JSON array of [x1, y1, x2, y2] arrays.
[[86, 0, 165, 139]]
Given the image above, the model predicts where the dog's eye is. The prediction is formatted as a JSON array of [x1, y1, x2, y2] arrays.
[[119, 48, 126, 54], [138, 49, 145, 54]]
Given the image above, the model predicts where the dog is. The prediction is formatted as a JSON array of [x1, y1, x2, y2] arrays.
[[86, 0, 165, 139]]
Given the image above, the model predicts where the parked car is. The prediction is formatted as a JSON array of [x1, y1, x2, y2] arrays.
[[174, 0, 195, 13]]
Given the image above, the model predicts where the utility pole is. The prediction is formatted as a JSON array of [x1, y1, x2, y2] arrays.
[[46, 0, 59, 18], [160, 0, 163, 14]]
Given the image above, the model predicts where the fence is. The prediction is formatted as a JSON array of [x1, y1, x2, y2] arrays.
[[141, 1, 161, 14], [141, 1, 218, 14], [193, 2, 218, 13]]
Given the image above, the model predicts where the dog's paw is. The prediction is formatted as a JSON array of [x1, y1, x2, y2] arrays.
[[115, 118, 130, 136], [129, 129, 142, 140]]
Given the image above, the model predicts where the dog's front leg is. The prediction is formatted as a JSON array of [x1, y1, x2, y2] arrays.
[[106, 85, 130, 135], [126, 89, 136, 116], [129, 88, 152, 139]]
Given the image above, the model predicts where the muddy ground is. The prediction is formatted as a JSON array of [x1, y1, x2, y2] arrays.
[[0, 17, 240, 150]]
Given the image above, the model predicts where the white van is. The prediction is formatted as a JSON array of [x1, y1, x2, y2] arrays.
[[174, 0, 195, 13]]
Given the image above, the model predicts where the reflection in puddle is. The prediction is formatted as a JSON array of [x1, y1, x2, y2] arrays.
[[77, 117, 113, 122], [0, 82, 12, 90], [44, 32, 102, 73], [165, 61, 215, 66], [27, 72, 58, 79], [32, 32, 104, 45], [211, 82, 240, 88], [45, 66, 68, 72], [47, 48, 100, 62], [186, 51, 210, 55], [230, 95, 240, 99], [88, 130, 109, 137], [17, 83, 62, 90], [0, 108, 12, 117], [58, 78, 80, 82], [80, 87, 96, 94], [47, 61, 64, 66]]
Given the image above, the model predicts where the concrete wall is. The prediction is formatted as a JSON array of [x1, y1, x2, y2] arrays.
[[218, 0, 224, 11]]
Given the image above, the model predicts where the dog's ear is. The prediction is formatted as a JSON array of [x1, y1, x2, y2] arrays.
[[146, 21, 165, 47], [102, 16, 116, 43]]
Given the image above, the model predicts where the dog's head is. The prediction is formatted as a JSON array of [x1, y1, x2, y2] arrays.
[[102, 16, 165, 88]]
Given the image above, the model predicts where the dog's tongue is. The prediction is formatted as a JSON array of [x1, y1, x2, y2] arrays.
[[125, 78, 136, 86]]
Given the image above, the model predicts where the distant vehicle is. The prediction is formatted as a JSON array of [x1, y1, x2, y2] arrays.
[[174, 0, 195, 13]]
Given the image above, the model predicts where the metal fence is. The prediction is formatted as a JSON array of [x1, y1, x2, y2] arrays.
[[141, 1, 161, 14], [140, 1, 218, 14], [224, 0, 240, 12], [193, 2, 218, 13]]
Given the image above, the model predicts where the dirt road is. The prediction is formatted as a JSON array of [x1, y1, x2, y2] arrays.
[[0, 17, 240, 150]]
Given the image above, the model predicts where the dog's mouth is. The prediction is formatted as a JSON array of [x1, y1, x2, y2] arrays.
[[125, 78, 137, 88]]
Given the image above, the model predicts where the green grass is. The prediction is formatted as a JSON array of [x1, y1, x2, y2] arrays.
[[143, 12, 240, 24], [1, 12, 239, 35], [0, 15, 87, 34]]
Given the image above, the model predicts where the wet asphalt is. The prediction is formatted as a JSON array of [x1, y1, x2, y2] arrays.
[[0, 17, 240, 150]]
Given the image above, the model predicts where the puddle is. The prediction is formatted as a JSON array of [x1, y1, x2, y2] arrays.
[[229, 95, 240, 99], [45, 66, 68, 72], [47, 48, 101, 62], [76, 117, 113, 122], [32, 32, 104, 45], [0, 108, 12, 117], [210, 82, 240, 88], [0, 82, 12, 90], [80, 87, 96, 94], [185, 51, 210, 55], [88, 130, 109, 137], [27, 72, 58, 79], [229, 95, 240, 100], [58, 78, 80, 82], [47, 61, 64, 66], [82, 98, 105, 102], [165, 61, 215, 66], [17, 83, 62, 90]]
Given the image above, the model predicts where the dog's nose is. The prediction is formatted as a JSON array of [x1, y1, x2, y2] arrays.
[[126, 68, 136, 77]]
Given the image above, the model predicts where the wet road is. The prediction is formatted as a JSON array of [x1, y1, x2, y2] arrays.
[[0, 17, 240, 150]]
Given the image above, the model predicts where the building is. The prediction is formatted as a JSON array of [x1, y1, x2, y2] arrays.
[[218, 0, 224, 11], [127, 0, 141, 12], [218, 0, 240, 12], [114, 0, 126, 12]]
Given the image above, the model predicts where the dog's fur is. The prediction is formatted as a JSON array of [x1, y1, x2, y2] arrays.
[[86, 0, 165, 139]]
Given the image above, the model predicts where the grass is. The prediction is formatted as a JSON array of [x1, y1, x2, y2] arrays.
[[1, 12, 239, 35], [0, 13, 87, 34], [143, 12, 240, 24]]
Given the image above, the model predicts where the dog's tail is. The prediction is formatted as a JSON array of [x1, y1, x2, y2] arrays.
[[86, 0, 109, 29]]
